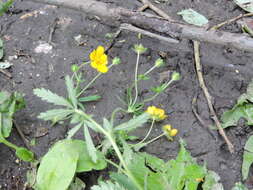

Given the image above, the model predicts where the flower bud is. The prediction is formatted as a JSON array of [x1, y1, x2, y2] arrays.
[[71, 64, 79, 72], [133, 44, 147, 54], [169, 129, 178, 137], [171, 72, 180, 81], [155, 58, 164, 67], [112, 57, 121, 65]]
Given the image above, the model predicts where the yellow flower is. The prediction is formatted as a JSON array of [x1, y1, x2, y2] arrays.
[[90, 46, 108, 73], [146, 106, 167, 121], [169, 129, 178, 137], [162, 124, 178, 140]]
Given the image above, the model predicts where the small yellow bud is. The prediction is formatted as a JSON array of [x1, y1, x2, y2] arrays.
[[163, 124, 172, 132], [169, 129, 178, 137], [171, 72, 180, 81]]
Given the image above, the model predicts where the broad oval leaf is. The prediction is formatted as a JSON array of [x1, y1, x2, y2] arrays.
[[15, 147, 34, 162], [36, 140, 79, 190], [177, 9, 208, 27]]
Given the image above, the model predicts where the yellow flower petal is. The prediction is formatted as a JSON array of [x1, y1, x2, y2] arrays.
[[91, 61, 98, 69], [100, 54, 108, 65], [89, 50, 96, 61], [97, 65, 108, 73], [163, 124, 172, 132], [96, 46, 105, 56]]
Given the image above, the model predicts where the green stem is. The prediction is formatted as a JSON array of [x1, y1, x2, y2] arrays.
[[143, 64, 156, 76], [75, 110, 143, 190], [133, 52, 140, 105], [77, 64, 114, 97], [77, 73, 102, 97], [105, 158, 128, 175], [136, 119, 155, 145], [110, 107, 127, 126], [143, 79, 174, 103], [144, 133, 165, 146]]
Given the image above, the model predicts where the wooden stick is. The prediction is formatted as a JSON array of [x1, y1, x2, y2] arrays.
[[193, 41, 234, 154], [137, 0, 174, 21], [0, 68, 12, 78], [191, 92, 217, 141], [27, 0, 253, 52], [210, 13, 253, 30], [120, 23, 179, 44]]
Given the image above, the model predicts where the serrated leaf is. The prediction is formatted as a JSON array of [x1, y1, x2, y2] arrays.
[[0, 61, 12, 69], [91, 181, 126, 190], [166, 139, 207, 190], [202, 171, 224, 190], [242, 135, 253, 180], [15, 147, 34, 162], [35, 140, 79, 190], [114, 113, 150, 131], [34, 88, 72, 108], [65, 75, 77, 108], [234, 0, 253, 13], [79, 95, 101, 102], [38, 109, 73, 121], [67, 123, 83, 139], [83, 125, 97, 163], [177, 9, 208, 27], [103, 118, 112, 131]]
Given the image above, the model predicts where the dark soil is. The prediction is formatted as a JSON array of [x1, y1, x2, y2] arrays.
[[1, 0, 253, 189]]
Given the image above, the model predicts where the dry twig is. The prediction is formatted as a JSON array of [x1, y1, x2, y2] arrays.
[[120, 23, 179, 43], [28, 0, 253, 52], [210, 12, 253, 30], [13, 120, 31, 150], [137, 0, 174, 21], [193, 41, 234, 154], [0, 68, 12, 78], [191, 92, 217, 141]]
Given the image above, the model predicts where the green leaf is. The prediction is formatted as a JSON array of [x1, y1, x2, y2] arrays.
[[110, 173, 138, 190], [79, 95, 101, 102], [83, 125, 97, 163], [91, 181, 126, 190], [38, 109, 73, 121], [233, 0, 253, 13], [220, 80, 253, 128], [34, 88, 72, 108], [242, 135, 253, 180], [36, 140, 79, 190], [65, 76, 77, 108], [67, 123, 83, 139], [177, 9, 208, 27], [103, 118, 112, 131], [0, 0, 13, 16], [69, 178, 86, 190], [166, 139, 207, 190], [138, 74, 150, 81], [114, 113, 150, 131], [232, 182, 249, 190], [15, 147, 34, 162], [202, 171, 224, 190], [1, 114, 13, 137], [73, 140, 107, 172]]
